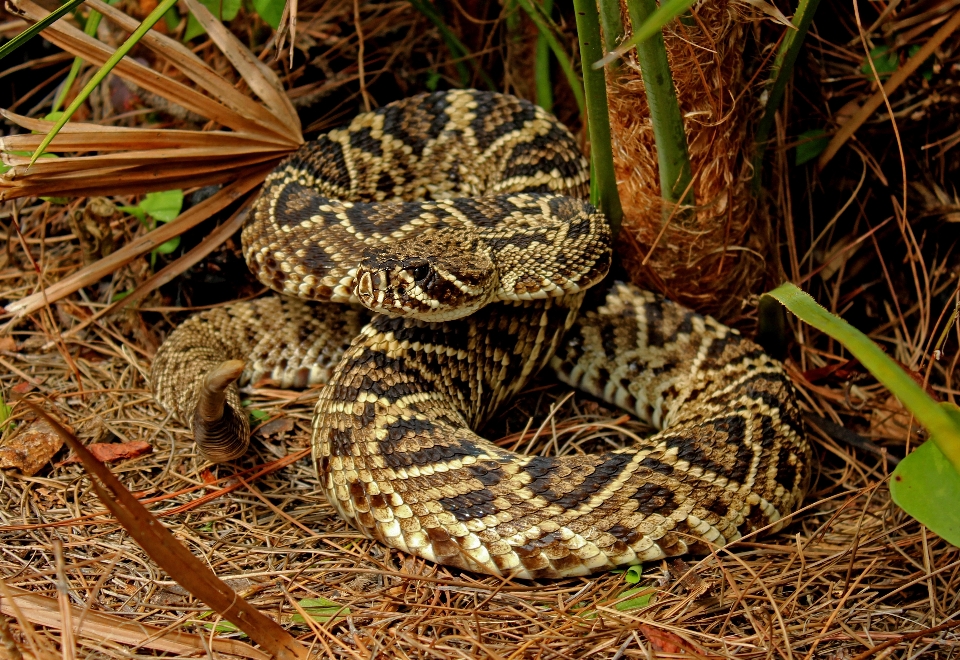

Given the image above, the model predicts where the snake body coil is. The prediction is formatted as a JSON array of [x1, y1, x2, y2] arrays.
[[152, 90, 809, 578]]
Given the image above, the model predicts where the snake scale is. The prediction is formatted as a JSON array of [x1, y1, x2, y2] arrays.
[[152, 90, 810, 579]]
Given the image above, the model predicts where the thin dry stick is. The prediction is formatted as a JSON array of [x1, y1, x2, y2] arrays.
[[818, 8, 960, 168]]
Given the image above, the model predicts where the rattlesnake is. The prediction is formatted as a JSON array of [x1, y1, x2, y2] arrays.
[[152, 90, 809, 579]]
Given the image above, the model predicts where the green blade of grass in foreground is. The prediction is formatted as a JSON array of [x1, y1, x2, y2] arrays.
[[0, 0, 87, 63], [765, 282, 960, 547], [29, 0, 181, 166]]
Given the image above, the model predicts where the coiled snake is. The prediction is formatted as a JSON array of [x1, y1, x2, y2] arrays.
[[152, 90, 809, 579]]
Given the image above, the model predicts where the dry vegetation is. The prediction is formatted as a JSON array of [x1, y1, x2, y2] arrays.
[[0, 0, 958, 657]]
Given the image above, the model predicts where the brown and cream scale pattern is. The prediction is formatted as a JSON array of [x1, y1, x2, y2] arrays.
[[312, 283, 809, 578], [152, 90, 810, 579]]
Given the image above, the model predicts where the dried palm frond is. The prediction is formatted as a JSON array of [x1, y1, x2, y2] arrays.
[[1, 0, 303, 318]]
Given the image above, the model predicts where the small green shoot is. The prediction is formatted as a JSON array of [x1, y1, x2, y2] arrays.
[[624, 563, 644, 583], [184, 0, 241, 41], [119, 190, 184, 261], [861, 45, 898, 78], [290, 597, 350, 624], [794, 128, 829, 165], [249, 409, 270, 423], [764, 282, 960, 547]]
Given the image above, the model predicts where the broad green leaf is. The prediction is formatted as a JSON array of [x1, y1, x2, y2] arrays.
[[29, 0, 181, 166], [890, 430, 960, 548], [138, 190, 184, 223], [614, 587, 654, 611], [861, 45, 898, 78], [184, 0, 242, 41], [795, 128, 829, 166], [252, 0, 284, 29], [290, 597, 350, 624], [249, 408, 270, 423]]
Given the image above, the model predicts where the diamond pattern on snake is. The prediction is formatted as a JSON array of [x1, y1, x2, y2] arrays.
[[152, 90, 809, 579]]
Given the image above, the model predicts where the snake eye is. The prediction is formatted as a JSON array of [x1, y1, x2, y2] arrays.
[[410, 264, 430, 282]]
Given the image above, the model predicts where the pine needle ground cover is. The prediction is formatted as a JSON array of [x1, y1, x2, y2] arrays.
[[0, 0, 958, 657]]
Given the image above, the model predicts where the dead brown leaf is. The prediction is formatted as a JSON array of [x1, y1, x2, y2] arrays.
[[0, 419, 64, 476], [0, 337, 16, 352], [60, 440, 152, 466], [257, 417, 296, 437]]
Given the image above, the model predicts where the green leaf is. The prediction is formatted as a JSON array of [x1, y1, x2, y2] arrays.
[[861, 45, 898, 78], [614, 587, 654, 611], [890, 427, 960, 548], [252, 0, 284, 29], [111, 289, 133, 302], [907, 44, 935, 81], [154, 236, 181, 254], [184, 0, 242, 41], [29, 0, 181, 166], [795, 128, 829, 166], [249, 408, 270, 423], [290, 597, 350, 624], [425, 70, 442, 92], [118, 205, 148, 224], [623, 563, 643, 584], [138, 190, 184, 223]]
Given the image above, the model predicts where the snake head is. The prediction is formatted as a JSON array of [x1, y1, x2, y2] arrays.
[[355, 231, 498, 321]]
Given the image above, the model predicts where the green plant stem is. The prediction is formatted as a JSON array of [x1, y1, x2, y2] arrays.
[[30, 0, 181, 166], [627, 0, 693, 206], [573, 0, 623, 237], [52, 8, 107, 113], [409, 0, 495, 90], [766, 283, 960, 475], [516, 0, 585, 117], [534, 0, 554, 112], [752, 0, 822, 187], [597, 0, 624, 67]]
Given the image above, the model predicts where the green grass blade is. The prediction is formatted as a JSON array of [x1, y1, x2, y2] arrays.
[[52, 6, 109, 113], [0, 0, 87, 63], [752, 0, 822, 187], [29, 0, 181, 166], [625, 0, 693, 206], [764, 282, 960, 475], [593, 0, 696, 69], [409, 0, 495, 90], [533, 0, 554, 112], [573, 0, 623, 237], [516, 0, 585, 117]]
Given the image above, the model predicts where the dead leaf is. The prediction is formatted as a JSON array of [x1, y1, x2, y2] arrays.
[[871, 395, 923, 442], [0, 419, 64, 476], [257, 417, 295, 437], [60, 440, 152, 466], [637, 624, 717, 657], [0, 337, 15, 352]]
